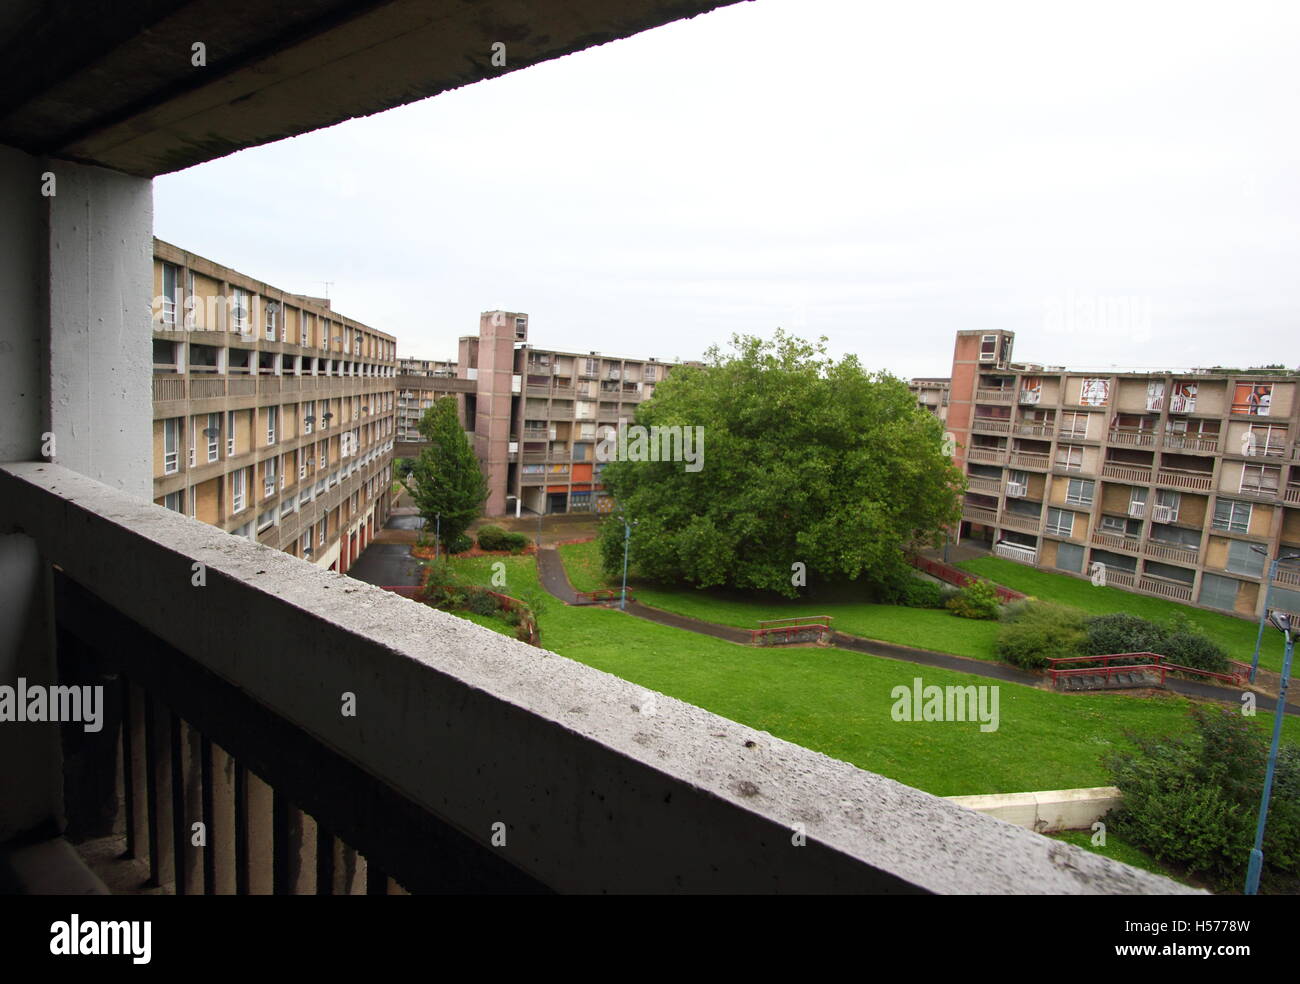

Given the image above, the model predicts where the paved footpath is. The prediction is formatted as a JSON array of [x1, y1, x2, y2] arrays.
[[534, 547, 1299, 714]]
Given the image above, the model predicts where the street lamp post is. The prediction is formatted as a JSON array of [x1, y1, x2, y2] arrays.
[[1248, 548, 1300, 683], [616, 507, 637, 611], [1245, 610, 1296, 895]]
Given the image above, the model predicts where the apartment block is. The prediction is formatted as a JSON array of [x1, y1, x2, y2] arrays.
[[398, 312, 688, 517], [909, 377, 951, 423], [945, 329, 1300, 621], [151, 239, 398, 573]]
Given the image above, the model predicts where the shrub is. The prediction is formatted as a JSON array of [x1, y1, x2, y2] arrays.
[[944, 579, 1001, 620], [995, 601, 1087, 670], [477, 525, 528, 553], [1161, 631, 1231, 674], [1082, 612, 1165, 658], [465, 590, 501, 617], [895, 578, 946, 609], [446, 532, 473, 555], [476, 525, 509, 550], [1105, 706, 1300, 892]]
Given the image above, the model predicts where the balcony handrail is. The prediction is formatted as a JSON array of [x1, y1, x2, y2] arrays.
[[4, 461, 1190, 894]]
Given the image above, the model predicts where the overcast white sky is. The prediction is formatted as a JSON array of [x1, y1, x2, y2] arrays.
[[155, 0, 1300, 380]]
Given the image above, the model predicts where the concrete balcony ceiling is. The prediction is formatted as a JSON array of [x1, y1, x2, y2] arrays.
[[0, 0, 741, 177]]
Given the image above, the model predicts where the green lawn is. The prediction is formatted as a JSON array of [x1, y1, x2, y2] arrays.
[[450, 609, 517, 638], [957, 556, 1283, 673], [1046, 829, 1196, 887], [442, 553, 1299, 798], [557, 540, 1004, 661]]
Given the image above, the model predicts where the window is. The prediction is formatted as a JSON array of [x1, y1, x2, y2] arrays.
[[184, 270, 197, 328], [1065, 478, 1095, 506], [302, 530, 311, 553], [1055, 444, 1083, 471], [1241, 464, 1280, 496], [231, 468, 246, 514], [265, 300, 278, 340], [304, 400, 314, 435], [1046, 508, 1074, 537], [1059, 412, 1088, 439], [1153, 489, 1181, 522], [1170, 381, 1198, 413], [319, 519, 326, 546], [266, 406, 278, 446], [1079, 378, 1110, 406], [164, 491, 183, 513], [1225, 540, 1266, 578], [979, 335, 997, 361], [1231, 382, 1272, 416], [1213, 499, 1252, 534], [1244, 424, 1287, 457], [206, 413, 220, 462], [163, 418, 179, 474], [231, 287, 250, 335], [226, 410, 236, 456], [1199, 573, 1241, 612], [1056, 541, 1085, 573], [258, 509, 276, 532], [161, 262, 178, 326], [299, 449, 306, 480], [264, 457, 277, 498]]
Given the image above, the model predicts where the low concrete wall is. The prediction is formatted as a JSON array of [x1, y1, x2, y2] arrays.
[[946, 787, 1122, 833]]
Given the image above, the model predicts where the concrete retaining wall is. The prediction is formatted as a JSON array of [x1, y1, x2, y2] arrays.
[[946, 786, 1122, 833]]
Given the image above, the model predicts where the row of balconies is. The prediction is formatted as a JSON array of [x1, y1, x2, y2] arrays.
[[970, 416, 1229, 456], [153, 373, 396, 404]]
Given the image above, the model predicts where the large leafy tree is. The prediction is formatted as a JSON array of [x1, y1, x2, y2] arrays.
[[409, 396, 488, 547], [597, 330, 963, 598]]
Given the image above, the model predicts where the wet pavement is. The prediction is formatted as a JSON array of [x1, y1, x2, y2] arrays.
[[387, 514, 427, 531], [347, 543, 425, 587]]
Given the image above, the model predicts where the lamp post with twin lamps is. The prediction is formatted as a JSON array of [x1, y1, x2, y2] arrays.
[[1247, 547, 1300, 683]]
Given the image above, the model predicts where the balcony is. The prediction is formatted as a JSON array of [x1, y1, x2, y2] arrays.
[[1100, 568, 1137, 588], [1151, 504, 1178, 523], [1013, 423, 1053, 438], [966, 446, 1005, 464], [1137, 575, 1194, 602], [961, 505, 1000, 526], [1101, 463, 1153, 484], [1005, 481, 1027, 498], [993, 541, 1038, 565], [966, 475, 1002, 494], [971, 416, 1011, 435], [1285, 484, 1300, 505], [1143, 541, 1198, 565], [2, 0, 1191, 896], [1160, 433, 1218, 453], [1009, 451, 1049, 470], [974, 387, 1014, 403], [1108, 429, 1157, 448], [1000, 512, 1041, 533], [1127, 501, 1148, 519], [1091, 531, 1140, 553], [1156, 468, 1212, 492]]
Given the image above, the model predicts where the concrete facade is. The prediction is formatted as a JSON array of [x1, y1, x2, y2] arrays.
[[150, 239, 397, 572], [943, 329, 1300, 621]]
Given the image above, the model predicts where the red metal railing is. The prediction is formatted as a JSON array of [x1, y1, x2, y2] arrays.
[[573, 588, 634, 605], [750, 616, 833, 646], [909, 556, 1026, 602], [1044, 652, 1166, 687]]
